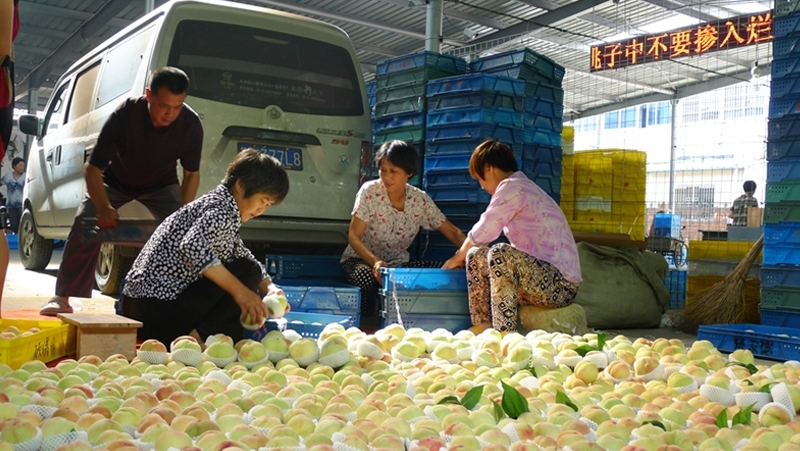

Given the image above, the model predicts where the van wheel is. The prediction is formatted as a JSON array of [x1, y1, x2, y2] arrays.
[[95, 243, 132, 296], [18, 209, 54, 270]]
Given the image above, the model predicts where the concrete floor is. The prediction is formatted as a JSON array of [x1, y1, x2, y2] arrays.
[[2, 247, 117, 315]]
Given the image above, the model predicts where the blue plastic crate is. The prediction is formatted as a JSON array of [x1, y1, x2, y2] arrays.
[[274, 279, 360, 324], [761, 308, 800, 328], [664, 269, 687, 309], [777, 0, 800, 17], [529, 174, 561, 194], [698, 323, 800, 361], [372, 112, 426, 133], [768, 138, 800, 161], [522, 144, 562, 163], [522, 158, 562, 177], [765, 223, 800, 245], [373, 126, 426, 145], [765, 203, 800, 223], [377, 51, 467, 76], [427, 92, 524, 112], [375, 83, 427, 104], [762, 265, 800, 289], [772, 56, 800, 80], [525, 81, 565, 104], [425, 138, 523, 155], [426, 184, 491, 203], [375, 97, 425, 118], [653, 213, 681, 238], [366, 81, 377, 96], [7, 235, 17, 250], [424, 152, 522, 172], [524, 112, 563, 133], [469, 48, 565, 83], [776, 15, 800, 38], [436, 201, 488, 218], [256, 312, 354, 340], [764, 243, 800, 266], [484, 66, 564, 85], [381, 311, 473, 333], [766, 181, 800, 204], [774, 35, 800, 59], [524, 129, 562, 146], [767, 158, 800, 183], [768, 117, 800, 141], [769, 95, 800, 120], [524, 97, 564, 117], [381, 267, 468, 291], [376, 67, 460, 90], [423, 169, 473, 188], [772, 73, 800, 100], [427, 107, 524, 128], [380, 289, 469, 315], [427, 123, 525, 144], [266, 254, 346, 280], [426, 73, 526, 97]]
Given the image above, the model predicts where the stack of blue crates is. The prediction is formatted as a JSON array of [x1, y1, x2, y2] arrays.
[[379, 268, 471, 332], [469, 48, 566, 203], [372, 51, 467, 187], [653, 213, 682, 238], [762, 9, 800, 329], [419, 73, 525, 260], [366, 80, 377, 120], [663, 268, 687, 309]]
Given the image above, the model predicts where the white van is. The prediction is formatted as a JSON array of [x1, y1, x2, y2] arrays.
[[18, 0, 371, 294]]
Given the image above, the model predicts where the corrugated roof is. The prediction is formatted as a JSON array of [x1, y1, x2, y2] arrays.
[[14, 0, 773, 118]]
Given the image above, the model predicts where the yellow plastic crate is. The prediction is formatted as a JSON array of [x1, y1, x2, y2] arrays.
[[688, 240, 763, 261], [569, 219, 645, 241], [611, 202, 646, 217], [574, 210, 610, 223], [611, 150, 647, 166], [0, 319, 76, 369], [562, 126, 574, 143], [575, 182, 613, 198]]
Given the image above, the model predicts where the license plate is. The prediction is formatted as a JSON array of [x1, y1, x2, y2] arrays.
[[238, 143, 303, 170]]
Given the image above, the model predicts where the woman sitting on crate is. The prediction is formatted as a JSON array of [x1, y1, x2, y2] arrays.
[[443, 139, 582, 333], [342, 140, 467, 320], [122, 149, 289, 345]]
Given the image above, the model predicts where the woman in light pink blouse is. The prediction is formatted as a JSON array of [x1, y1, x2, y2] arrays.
[[444, 139, 582, 332], [342, 140, 466, 321]]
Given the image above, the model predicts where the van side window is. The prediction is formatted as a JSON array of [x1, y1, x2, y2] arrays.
[[96, 26, 156, 108], [67, 63, 101, 123], [42, 82, 71, 135]]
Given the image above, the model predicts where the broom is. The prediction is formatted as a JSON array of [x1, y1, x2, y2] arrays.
[[676, 235, 763, 334]]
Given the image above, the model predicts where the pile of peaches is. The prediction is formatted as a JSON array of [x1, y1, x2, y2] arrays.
[[0, 323, 798, 451]]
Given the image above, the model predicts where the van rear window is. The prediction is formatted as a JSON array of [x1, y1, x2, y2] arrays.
[[168, 20, 364, 116]]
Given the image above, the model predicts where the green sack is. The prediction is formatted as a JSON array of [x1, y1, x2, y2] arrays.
[[573, 242, 670, 329]]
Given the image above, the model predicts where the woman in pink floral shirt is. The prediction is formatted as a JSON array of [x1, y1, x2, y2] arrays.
[[444, 139, 581, 332], [342, 140, 466, 320]]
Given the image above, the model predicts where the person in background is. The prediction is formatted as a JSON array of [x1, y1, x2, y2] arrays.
[[40, 67, 203, 316], [341, 140, 466, 322], [0, 157, 24, 233], [0, 0, 19, 317], [443, 139, 582, 333], [729, 180, 759, 227], [123, 149, 288, 345]]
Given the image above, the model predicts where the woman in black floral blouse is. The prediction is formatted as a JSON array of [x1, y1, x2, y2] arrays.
[[122, 149, 289, 344]]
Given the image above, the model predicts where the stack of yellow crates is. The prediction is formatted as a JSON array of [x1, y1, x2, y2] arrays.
[[610, 150, 646, 241], [560, 126, 575, 220], [567, 149, 646, 240], [687, 240, 762, 323]]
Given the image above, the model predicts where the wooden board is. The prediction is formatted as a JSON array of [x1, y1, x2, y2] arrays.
[[57, 313, 142, 361]]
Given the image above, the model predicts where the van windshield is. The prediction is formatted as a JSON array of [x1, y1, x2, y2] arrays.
[[168, 20, 364, 116]]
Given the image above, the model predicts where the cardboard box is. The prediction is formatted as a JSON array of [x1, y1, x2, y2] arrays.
[[748, 206, 763, 227]]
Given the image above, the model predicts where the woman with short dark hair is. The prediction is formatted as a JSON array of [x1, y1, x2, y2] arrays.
[[123, 149, 289, 344], [444, 139, 582, 332], [342, 140, 466, 320]]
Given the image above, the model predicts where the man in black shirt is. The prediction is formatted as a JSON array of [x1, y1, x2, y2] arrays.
[[40, 67, 203, 316]]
